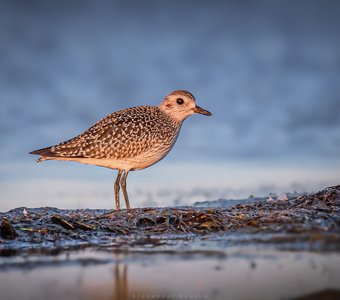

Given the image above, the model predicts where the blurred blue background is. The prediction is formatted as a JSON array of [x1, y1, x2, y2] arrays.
[[1, 0, 339, 210]]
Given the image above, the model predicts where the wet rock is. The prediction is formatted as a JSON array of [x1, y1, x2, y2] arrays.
[[0, 219, 17, 240]]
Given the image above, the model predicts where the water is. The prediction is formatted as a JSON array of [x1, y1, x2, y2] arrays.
[[1, 246, 339, 300], [1, 160, 339, 211]]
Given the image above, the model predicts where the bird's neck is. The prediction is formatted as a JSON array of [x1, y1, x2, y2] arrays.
[[158, 105, 186, 124]]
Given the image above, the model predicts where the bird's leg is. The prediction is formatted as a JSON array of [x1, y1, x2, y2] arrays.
[[114, 170, 122, 210], [120, 170, 130, 209]]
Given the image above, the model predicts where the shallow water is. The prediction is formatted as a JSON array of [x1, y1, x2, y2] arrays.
[[2, 161, 340, 212], [1, 245, 340, 300]]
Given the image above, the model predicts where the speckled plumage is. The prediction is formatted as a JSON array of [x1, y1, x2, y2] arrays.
[[30, 90, 212, 209], [47, 106, 181, 170]]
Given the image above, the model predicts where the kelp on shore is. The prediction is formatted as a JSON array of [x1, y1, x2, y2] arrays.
[[1, 185, 339, 254]]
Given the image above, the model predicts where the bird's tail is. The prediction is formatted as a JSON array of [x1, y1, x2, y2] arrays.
[[29, 147, 54, 163]]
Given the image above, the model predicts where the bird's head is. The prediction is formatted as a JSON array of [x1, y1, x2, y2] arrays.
[[159, 90, 212, 122]]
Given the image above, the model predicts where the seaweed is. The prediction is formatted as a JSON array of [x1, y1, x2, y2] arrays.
[[0, 185, 339, 254]]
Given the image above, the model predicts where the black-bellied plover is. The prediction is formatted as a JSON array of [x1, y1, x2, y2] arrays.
[[30, 90, 212, 209]]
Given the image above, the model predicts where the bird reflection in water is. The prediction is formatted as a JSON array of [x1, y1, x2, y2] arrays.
[[84, 252, 161, 299], [113, 253, 128, 300]]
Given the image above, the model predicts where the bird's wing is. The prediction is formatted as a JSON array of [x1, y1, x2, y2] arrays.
[[31, 106, 172, 160]]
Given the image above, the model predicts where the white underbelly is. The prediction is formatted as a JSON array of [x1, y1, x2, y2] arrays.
[[43, 152, 167, 171]]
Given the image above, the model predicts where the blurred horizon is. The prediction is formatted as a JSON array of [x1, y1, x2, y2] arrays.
[[1, 0, 340, 210]]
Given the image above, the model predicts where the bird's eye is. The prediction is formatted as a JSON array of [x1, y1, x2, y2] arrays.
[[176, 98, 184, 105]]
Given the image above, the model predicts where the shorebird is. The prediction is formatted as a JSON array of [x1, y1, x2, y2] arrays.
[[30, 90, 212, 209]]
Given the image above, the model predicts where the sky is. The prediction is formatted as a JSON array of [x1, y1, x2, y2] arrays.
[[0, 0, 339, 210]]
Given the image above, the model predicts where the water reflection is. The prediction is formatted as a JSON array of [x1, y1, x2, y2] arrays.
[[0, 248, 340, 300], [83, 252, 167, 300], [113, 254, 128, 300]]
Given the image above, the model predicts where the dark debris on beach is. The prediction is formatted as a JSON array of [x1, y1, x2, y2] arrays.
[[1, 185, 340, 254]]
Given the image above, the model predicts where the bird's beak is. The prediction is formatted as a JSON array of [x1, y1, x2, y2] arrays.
[[193, 105, 212, 116]]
